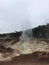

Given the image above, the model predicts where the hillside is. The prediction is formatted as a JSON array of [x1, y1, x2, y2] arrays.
[[0, 24, 49, 65]]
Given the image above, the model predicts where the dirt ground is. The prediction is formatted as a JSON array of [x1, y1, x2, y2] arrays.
[[0, 53, 49, 65], [0, 39, 49, 65]]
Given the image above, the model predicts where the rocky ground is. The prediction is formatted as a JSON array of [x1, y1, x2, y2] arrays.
[[0, 52, 49, 65], [0, 38, 49, 65]]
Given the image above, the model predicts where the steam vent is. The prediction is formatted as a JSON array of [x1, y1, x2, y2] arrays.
[[0, 24, 49, 65]]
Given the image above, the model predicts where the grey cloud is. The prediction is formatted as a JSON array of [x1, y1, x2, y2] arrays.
[[0, 0, 49, 33]]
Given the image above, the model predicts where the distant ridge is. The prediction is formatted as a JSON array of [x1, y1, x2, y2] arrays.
[[0, 24, 49, 40]]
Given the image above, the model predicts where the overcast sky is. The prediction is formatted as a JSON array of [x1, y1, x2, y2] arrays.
[[0, 0, 49, 33]]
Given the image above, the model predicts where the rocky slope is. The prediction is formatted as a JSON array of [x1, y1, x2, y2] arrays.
[[0, 24, 49, 65], [0, 38, 49, 61]]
